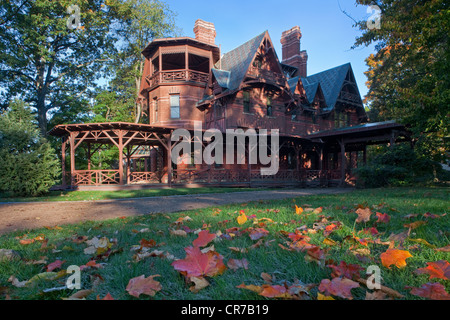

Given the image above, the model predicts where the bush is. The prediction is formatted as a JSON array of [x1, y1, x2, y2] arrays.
[[355, 144, 444, 188], [0, 100, 60, 197]]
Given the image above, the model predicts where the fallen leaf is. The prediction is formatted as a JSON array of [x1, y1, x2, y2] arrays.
[[375, 212, 390, 224], [248, 228, 269, 241], [97, 293, 114, 300], [355, 207, 373, 223], [295, 205, 303, 215], [408, 238, 436, 248], [260, 272, 272, 283], [227, 258, 249, 271], [415, 260, 450, 280], [126, 275, 162, 298], [237, 212, 247, 225], [139, 239, 156, 248], [171, 246, 226, 278], [170, 229, 187, 237], [192, 230, 216, 248], [435, 245, 450, 252], [46, 259, 65, 272], [317, 293, 335, 300], [327, 261, 364, 280], [8, 276, 27, 288], [409, 282, 450, 300], [260, 284, 290, 298], [63, 289, 93, 300], [380, 249, 412, 269], [403, 221, 427, 229], [318, 277, 360, 300], [365, 291, 388, 300], [189, 276, 210, 293]]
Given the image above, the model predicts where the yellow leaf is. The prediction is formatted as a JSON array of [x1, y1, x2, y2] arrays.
[[323, 238, 338, 246], [237, 213, 247, 225], [317, 293, 335, 300]]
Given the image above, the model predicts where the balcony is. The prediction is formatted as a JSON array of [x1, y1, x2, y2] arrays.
[[246, 66, 286, 87], [146, 69, 209, 89]]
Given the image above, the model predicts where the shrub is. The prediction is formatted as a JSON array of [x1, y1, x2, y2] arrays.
[[0, 100, 60, 197], [355, 144, 444, 188]]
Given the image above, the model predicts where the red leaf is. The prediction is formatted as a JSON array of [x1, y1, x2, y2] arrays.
[[318, 277, 360, 300], [376, 212, 391, 223], [139, 239, 156, 248], [171, 246, 226, 278], [409, 283, 450, 300], [192, 230, 216, 248], [227, 258, 249, 271], [415, 260, 450, 280], [248, 228, 269, 241], [327, 261, 364, 280], [126, 275, 162, 298], [46, 259, 65, 272]]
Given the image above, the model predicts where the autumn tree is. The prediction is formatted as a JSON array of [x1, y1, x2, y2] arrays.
[[354, 0, 449, 161]]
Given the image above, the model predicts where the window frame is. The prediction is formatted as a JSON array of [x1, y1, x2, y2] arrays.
[[170, 94, 180, 119]]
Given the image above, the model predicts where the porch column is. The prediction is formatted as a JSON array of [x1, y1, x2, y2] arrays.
[[118, 131, 124, 185], [363, 145, 367, 165], [126, 145, 131, 185], [69, 132, 76, 187], [167, 132, 172, 187], [87, 143, 91, 170], [339, 138, 346, 186], [61, 138, 67, 188]]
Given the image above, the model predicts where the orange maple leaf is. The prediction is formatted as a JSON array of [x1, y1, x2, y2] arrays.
[[171, 246, 226, 278], [318, 277, 360, 300], [415, 260, 450, 280], [380, 249, 413, 269], [126, 275, 162, 298], [295, 205, 303, 215], [192, 230, 216, 248]]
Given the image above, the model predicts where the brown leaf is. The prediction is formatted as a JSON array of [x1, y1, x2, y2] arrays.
[[189, 276, 210, 293], [318, 278, 360, 300], [227, 258, 249, 271], [355, 207, 373, 223], [126, 275, 162, 298]]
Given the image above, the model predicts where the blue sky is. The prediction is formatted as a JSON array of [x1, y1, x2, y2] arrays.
[[167, 0, 376, 98]]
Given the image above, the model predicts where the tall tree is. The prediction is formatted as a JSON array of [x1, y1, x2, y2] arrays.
[[93, 0, 178, 124], [354, 0, 449, 161], [0, 0, 127, 137]]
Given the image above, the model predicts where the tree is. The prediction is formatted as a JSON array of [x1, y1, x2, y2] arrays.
[[0, 0, 127, 137], [0, 99, 60, 197], [354, 0, 450, 161], [93, 0, 179, 124]]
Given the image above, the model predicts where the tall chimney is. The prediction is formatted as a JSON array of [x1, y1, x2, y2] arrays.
[[193, 19, 216, 45], [280, 26, 308, 77]]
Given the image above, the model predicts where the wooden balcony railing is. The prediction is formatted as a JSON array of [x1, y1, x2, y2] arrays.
[[246, 66, 286, 86], [146, 69, 209, 88]]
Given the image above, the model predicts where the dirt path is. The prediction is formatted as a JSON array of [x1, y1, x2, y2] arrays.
[[0, 188, 352, 235]]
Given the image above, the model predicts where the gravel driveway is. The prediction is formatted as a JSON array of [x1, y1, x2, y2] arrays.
[[0, 188, 352, 235]]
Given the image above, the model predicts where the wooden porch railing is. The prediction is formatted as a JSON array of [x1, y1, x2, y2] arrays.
[[146, 69, 209, 88], [73, 170, 120, 186]]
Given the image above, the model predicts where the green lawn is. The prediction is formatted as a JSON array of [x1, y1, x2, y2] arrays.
[[0, 187, 261, 203], [0, 187, 448, 300]]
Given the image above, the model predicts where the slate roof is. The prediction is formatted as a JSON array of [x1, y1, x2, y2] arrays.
[[300, 63, 354, 112], [213, 31, 267, 91]]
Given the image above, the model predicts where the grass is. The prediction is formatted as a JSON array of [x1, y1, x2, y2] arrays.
[[0, 187, 448, 300], [0, 187, 262, 203]]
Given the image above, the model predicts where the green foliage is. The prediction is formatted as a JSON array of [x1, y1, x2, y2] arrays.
[[354, 0, 450, 162], [355, 144, 446, 188], [0, 100, 60, 197]]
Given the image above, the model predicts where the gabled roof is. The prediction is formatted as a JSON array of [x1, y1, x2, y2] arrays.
[[213, 31, 267, 91], [211, 69, 231, 88], [301, 63, 356, 112]]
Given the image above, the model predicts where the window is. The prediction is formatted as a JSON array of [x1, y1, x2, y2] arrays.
[[266, 95, 273, 116], [334, 111, 347, 128], [153, 98, 158, 122], [170, 94, 180, 119], [243, 91, 251, 113]]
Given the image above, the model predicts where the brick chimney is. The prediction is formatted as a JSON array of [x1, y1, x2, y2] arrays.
[[193, 19, 216, 45], [280, 26, 308, 77]]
